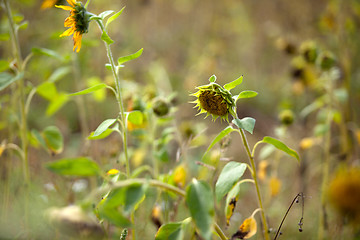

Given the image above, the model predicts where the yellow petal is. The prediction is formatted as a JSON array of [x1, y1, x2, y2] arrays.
[[66, 0, 76, 7], [55, 5, 73, 10], [107, 169, 119, 175], [173, 165, 187, 188], [64, 17, 75, 27], [59, 27, 75, 37], [73, 32, 82, 52]]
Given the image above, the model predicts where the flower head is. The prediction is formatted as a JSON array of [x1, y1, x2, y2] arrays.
[[56, 0, 90, 52], [191, 76, 236, 122]]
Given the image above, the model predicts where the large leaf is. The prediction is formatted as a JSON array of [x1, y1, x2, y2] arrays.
[[46, 157, 100, 176], [215, 162, 247, 202], [260, 137, 300, 163], [98, 205, 131, 227], [0, 72, 23, 91], [43, 126, 63, 155], [103, 183, 145, 214], [93, 119, 117, 137], [202, 126, 236, 159], [186, 179, 214, 240], [117, 48, 143, 65], [223, 76, 243, 91], [68, 83, 108, 96], [232, 117, 256, 134], [105, 7, 125, 28], [155, 218, 191, 240]]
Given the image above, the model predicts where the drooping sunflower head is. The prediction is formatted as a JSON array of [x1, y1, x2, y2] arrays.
[[191, 76, 236, 122], [56, 0, 90, 52]]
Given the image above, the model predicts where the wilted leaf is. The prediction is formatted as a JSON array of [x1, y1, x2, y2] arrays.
[[232, 216, 257, 239]]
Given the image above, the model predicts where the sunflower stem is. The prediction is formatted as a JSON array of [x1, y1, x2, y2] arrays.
[[238, 127, 270, 240], [96, 20, 130, 178]]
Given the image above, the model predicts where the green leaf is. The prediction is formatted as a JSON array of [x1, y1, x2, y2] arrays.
[[48, 67, 71, 83], [128, 111, 143, 125], [31, 129, 47, 149], [155, 221, 185, 240], [202, 126, 235, 159], [215, 162, 247, 202], [0, 72, 23, 91], [46, 93, 69, 116], [117, 48, 143, 65], [209, 75, 216, 83], [32, 47, 64, 61], [99, 10, 115, 19], [232, 117, 256, 134], [68, 83, 108, 96], [37, 82, 58, 100], [17, 21, 29, 30], [101, 30, 114, 45], [186, 179, 214, 240], [43, 126, 63, 155], [93, 119, 117, 137], [88, 128, 114, 140], [105, 7, 125, 28], [98, 205, 131, 227], [235, 90, 258, 101], [46, 157, 100, 176], [223, 76, 243, 91], [0, 60, 9, 72], [261, 136, 300, 162], [0, 33, 10, 41]]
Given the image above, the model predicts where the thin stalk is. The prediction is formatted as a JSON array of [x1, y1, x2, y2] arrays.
[[238, 128, 270, 240], [96, 20, 130, 177], [4, 0, 29, 184]]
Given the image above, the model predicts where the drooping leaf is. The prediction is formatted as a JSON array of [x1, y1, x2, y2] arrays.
[[225, 181, 241, 225], [43, 126, 63, 155], [0, 72, 23, 91], [101, 30, 114, 45], [186, 179, 214, 240], [223, 76, 243, 91], [105, 7, 125, 28], [93, 119, 117, 137], [215, 162, 247, 202], [46, 157, 100, 176], [202, 126, 236, 159], [260, 136, 300, 163], [117, 48, 143, 65], [68, 83, 108, 96], [232, 216, 257, 239], [128, 111, 143, 125], [232, 117, 256, 134]]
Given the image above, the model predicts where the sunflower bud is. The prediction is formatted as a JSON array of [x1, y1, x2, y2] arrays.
[[191, 79, 236, 122], [152, 97, 170, 117], [300, 41, 318, 64], [278, 109, 294, 126], [316, 51, 336, 70]]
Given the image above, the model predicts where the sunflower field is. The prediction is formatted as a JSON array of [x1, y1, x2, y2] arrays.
[[1, 0, 360, 239]]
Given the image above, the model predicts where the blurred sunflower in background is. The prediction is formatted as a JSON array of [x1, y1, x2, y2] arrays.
[[56, 0, 90, 52]]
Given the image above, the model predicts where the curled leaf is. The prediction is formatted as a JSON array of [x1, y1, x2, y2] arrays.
[[232, 216, 257, 239]]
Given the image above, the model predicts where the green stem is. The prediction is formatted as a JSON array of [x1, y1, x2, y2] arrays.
[[238, 129, 270, 240], [96, 20, 130, 177]]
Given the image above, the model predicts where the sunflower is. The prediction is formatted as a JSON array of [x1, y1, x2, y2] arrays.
[[191, 76, 236, 122], [56, 0, 90, 52]]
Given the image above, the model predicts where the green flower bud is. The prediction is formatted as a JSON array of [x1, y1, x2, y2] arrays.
[[152, 97, 170, 117]]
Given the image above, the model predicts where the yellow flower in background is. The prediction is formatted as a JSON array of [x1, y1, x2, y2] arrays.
[[269, 177, 282, 197], [106, 168, 119, 175], [258, 160, 269, 181], [56, 0, 90, 52], [328, 167, 360, 221], [173, 165, 187, 188]]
